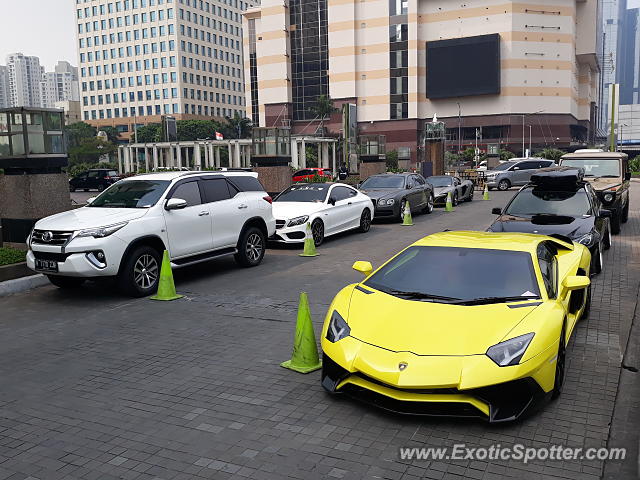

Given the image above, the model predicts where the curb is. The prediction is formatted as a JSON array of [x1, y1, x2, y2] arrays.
[[0, 274, 49, 297]]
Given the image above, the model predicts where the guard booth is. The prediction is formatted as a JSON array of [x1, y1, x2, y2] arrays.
[[0, 108, 70, 246], [358, 135, 386, 180], [423, 121, 445, 177], [251, 127, 292, 195]]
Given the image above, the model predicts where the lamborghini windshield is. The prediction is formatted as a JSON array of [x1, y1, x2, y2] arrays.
[[364, 246, 540, 303]]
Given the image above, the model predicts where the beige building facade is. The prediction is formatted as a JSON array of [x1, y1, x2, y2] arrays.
[[243, 0, 601, 162]]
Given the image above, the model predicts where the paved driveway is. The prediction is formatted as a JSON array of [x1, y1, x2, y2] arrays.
[[0, 187, 637, 480]]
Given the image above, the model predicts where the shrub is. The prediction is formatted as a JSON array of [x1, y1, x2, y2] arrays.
[[0, 247, 27, 266]]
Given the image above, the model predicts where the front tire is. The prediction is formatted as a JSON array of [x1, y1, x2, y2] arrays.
[[603, 225, 612, 250], [465, 187, 474, 202], [422, 194, 434, 214], [452, 192, 459, 206], [97, 184, 105, 192], [591, 243, 603, 275], [358, 208, 372, 233], [398, 198, 407, 222], [498, 179, 511, 191], [47, 275, 85, 289], [69, 185, 76, 192], [117, 246, 161, 297], [235, 226, 266, 267], [311, 219, 324, 246], [611, 209, 622, 234]]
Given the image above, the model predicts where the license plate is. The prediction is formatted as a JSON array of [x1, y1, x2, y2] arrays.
[[34, 259, 58, 273]]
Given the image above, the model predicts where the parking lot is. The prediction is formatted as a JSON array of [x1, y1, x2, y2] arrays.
[[0, 184, 638, 480]]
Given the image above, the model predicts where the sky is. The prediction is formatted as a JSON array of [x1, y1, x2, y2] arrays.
[[0, 0, 77, 71]]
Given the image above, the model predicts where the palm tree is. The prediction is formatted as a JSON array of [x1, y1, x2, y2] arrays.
[[223, 113, 252, 139], [309, 95, 338, 135]]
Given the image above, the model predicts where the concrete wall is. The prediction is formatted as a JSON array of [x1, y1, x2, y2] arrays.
[[0, 174, 71, 219]]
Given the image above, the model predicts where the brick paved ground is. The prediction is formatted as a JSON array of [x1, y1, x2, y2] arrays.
[[0, 186, 638, 480]]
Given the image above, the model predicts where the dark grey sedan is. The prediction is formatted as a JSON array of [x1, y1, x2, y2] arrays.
[[359, 173, 434, 221]]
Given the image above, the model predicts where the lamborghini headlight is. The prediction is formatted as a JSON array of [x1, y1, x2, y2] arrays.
[[576, 233, 593, 246], [486, 333, 535, 366], [75, 222, 128, 238], [326, 310, 351, 343], [287, 215, 309, 227]]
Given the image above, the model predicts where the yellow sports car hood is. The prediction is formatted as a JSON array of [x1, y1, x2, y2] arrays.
[[347, 288, 540, 356]]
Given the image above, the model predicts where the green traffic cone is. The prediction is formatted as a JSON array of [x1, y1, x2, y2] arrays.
[[483, 184, 490, 200], [445, 192, 454, 212], [401, 200, 413, 226], [299, 222, 318, 257], [150, 250, 183, 301], [281, 292, 322, 373]]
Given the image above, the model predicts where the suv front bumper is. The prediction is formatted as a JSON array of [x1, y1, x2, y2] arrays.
[[27, 235, 128, 277]]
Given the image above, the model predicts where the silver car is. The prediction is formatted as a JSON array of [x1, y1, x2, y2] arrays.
[[485, 158, 555, 191]]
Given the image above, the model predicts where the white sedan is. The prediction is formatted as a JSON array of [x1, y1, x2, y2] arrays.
[[271, 182, 373, 245]]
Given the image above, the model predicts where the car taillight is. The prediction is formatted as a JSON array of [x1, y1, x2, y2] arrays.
[[104, 176, 110, 179], [263, 195, 273, 204]]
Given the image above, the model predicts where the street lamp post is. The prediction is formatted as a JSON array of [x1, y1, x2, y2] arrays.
[[528, 125, 532, 156]]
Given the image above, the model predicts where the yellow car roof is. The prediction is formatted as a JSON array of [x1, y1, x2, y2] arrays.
[[412, 231, 570, 253]]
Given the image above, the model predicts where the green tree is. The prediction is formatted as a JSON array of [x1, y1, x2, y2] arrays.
[[385, 150, 399, 171], [308, 95, 338, 135], [500, 149, 516, 161], [304, 145, 318, 168], [536, 147, 565, 162], [69, 137, 118, 166], [222, 113, 252, 139], [65, 122, 97, 148], [177, 119, 222, 141], [629, 155, 640, 173], [135, 123, 163, 143], [98, 126, 121, 144]]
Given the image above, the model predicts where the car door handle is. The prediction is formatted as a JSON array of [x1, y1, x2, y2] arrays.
[[347, 202, 353, 205], [198, 211, 210, 216], [238, 204, 248, 209]]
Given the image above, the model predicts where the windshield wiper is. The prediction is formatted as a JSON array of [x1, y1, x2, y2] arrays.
[[382, 288, 461, 303], [453, 295, 540, 306]]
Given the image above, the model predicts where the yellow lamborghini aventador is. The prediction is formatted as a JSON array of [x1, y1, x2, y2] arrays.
[[321, 231, 591, 422]]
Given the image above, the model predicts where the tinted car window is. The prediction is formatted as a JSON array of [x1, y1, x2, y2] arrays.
[[517, 161, 540, 170], [505, 187, 592, 216], [171, 181, 202, 207], [364, 246, 540, 302], [360, 176, 405, 189], [201, 178, 231, 203], [332, 186, 356, 201], [414, 175, 426, 185], [89, 180, 170, 208], [108, 170, 118, 177], [494, 162, 515, 171], [275, 184, 329, 202], [88, 171, 101, 178], [537, 243, 558, 298], [294, 170, 311, 177], [229, 175, 265, 192], [427, 176, 453, 187]]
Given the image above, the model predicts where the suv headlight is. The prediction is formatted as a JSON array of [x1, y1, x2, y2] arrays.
[[603, 192, 615, 203], [75, 222, 128, 238], [486, 333, 534, 366], [287, 215, 309, 227], [576, 233, 593, 246], [326, 310, 351, 343]]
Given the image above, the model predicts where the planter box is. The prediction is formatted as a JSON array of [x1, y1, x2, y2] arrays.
[[0, 262, 33, 283]]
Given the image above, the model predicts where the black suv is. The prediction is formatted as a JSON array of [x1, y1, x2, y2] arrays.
[[69, 169, 121, 192], [488, 167, 612, 275]]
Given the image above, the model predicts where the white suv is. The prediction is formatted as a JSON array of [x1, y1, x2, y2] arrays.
[[27, 171, 276, 296]]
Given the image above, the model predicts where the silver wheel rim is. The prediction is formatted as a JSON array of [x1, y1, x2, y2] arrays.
[[246, 233, 263, 262], [428, 196, 433, 212], [312, 222, 323, 244], [361, 210, 371, 231], [599, 244, 603, 269], [134, 254, 159, 289], [499, 181, 508, 190]]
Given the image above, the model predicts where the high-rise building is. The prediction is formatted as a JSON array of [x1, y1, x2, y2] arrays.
[[40, 61, 81, 109], [75, 0, 254, 139], [6, 53, 44, 108], [617, 0, 640, 104], [0, 66, 10, 108], [599, 0, 619, 131], [244, 0, 601, 160]]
